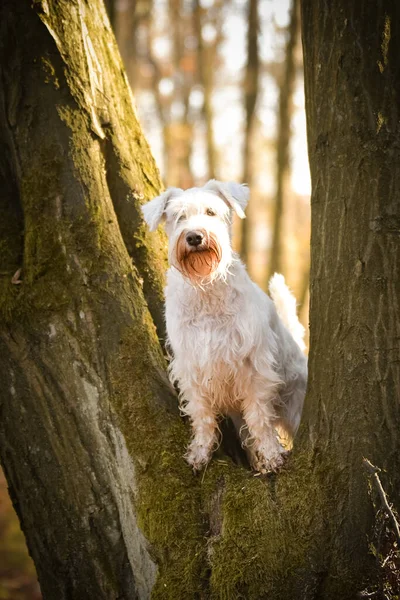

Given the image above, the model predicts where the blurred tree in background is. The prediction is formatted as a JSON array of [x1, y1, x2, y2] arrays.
[[268, 0, 299, 281], [110, 0, 311, 296], [240, 0, 260, 265]]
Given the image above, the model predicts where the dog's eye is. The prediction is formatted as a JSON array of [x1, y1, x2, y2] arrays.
[[177, 214, 186, 222], [206, 208, 216, 216]]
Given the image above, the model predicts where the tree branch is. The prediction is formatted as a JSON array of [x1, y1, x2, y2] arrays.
[[363, 458, 400, 548]]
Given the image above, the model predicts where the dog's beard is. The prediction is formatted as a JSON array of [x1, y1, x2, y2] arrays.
[[175, 231, 222, 284]]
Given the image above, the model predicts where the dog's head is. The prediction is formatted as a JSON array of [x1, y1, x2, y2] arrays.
[[141, 180, 249, 285]]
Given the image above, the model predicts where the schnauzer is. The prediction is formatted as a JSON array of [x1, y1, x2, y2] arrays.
[[141, 180, 307, 473]]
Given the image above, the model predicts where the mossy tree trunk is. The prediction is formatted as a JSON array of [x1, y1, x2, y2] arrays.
[[0, 1, 399, 600], [0, 1, 201, 598], [297, 0, 400, 595]]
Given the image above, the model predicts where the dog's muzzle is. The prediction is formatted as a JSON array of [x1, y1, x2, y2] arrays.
[[175, 228, 222, 283]]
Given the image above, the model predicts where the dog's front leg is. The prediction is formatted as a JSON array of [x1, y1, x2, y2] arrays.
[[182, 392, 218, 471], [242, 391, 286, 473]]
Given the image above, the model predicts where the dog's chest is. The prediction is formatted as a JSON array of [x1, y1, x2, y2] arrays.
[[167, 286, 253, 368], [165, 273, 273, 411]]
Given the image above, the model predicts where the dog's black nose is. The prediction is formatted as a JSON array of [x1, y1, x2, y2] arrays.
[[186, 231, 204, 247]]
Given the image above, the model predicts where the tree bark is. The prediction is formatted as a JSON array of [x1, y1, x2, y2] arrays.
[[240, 0, 259, 265], [267, 0, 299, 282], [299, 0, 400, 595], [193, 0, 218, 180], [113, 0, 140, 89], [0, 2, 201, 598], [1, 1, 399, 599], [298, 265, 309, 324], [165, 0, 195, 189]]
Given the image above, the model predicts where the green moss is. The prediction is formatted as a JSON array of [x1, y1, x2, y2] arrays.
[[108, 308, 337, 599], [0, 170, 24, 320], [0, 239, 23, 322], [41, 55, 60, 88], [107, 318, 207, 598], [174, 445, 356, 600], [378, 14, 391, 73], [203, 468, 296, 599]]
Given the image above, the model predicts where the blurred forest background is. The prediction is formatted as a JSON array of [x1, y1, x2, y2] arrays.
[[0, 0, 310, 597]]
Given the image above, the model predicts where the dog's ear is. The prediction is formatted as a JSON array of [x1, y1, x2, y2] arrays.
[[141, 188, 183, 231], [203, 180, 249, 219]]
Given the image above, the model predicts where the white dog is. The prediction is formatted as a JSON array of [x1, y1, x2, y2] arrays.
[[141, 180, 307, 473]]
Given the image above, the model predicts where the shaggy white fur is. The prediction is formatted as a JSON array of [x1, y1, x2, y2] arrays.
[[141, 180, 307, 473]]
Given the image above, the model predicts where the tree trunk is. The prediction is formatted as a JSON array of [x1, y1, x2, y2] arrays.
[[193, 0, 218, 180], [165, 0, 195, 189], [267, 0, 299, 282], [299, 0, 400, 595], [298, 265, 309, 324], [1, 1, 399, 599], [113, 0, 140, 89], [240, 0, 259, 265], [0, 2, 200, 598]]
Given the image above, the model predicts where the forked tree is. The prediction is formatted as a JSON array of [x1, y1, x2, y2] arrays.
[[0, 1, 399, 599]]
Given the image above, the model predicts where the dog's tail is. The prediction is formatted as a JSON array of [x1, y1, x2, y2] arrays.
[[268, 273, 306, 351]]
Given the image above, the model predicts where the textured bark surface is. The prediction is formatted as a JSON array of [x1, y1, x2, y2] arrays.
[[1, 0, 168, 339], [0, 1, 200, 598], [0, 1, 399, 599], [300, 0, 400, 595]]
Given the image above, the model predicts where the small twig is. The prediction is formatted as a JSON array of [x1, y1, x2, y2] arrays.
[[381, 553, 391, 568], [201, 461, 209, 484], [363, 457, 400, 548], [11, 268, 22, 284]]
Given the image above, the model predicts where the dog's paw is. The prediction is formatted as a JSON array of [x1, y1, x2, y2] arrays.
[[251, 448, 289, 474], [185, 441, 212, 471]]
